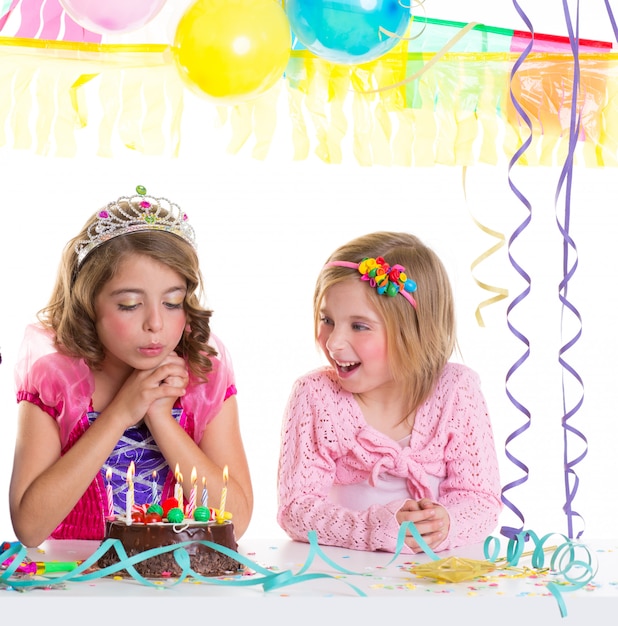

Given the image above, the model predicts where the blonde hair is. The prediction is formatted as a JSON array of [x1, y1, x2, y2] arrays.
[[38, 201, 216, 380], [314, 231, 456, 414]]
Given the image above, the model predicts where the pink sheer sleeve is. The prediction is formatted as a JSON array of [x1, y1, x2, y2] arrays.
[[14, 324, 94, 447], [182, 333, 236, 444]]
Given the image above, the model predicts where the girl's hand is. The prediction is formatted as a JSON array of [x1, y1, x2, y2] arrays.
[[144, 353, 189, 423], [396, 498, 450, 553], [106, 354, 189, 429]]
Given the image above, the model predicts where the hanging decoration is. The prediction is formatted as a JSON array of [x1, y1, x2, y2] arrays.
[[553, 0, 586, 541], [501, 4, 535, 540], [0, 9, 614, 164], [173, 0, 291, 104], [0, 0, 101, 42], [285, 0, 411, 65], [58, 0, 168, 35]]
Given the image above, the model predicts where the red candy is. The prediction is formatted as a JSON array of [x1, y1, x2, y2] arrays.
[[131, 510, 145, 523], [161, 497, 179, 517], [144, 512, 162, 524]]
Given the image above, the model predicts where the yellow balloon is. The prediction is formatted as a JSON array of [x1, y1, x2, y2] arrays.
[[173, 0, 291, 104]]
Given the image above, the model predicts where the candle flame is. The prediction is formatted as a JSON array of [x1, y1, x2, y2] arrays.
[[223, 465, 228, 483], [202, 476, 206, 487], [191, 466, 197, 484], [175, 462, 180, 480], [106, 467, 112, 481], [127, 461, 135, 484]]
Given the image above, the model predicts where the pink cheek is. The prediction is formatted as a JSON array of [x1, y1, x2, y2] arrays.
[[102, 317, 134, 339]]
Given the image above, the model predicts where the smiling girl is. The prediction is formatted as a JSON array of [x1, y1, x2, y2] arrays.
[[10, 187, 253, 547], [277, 231, 501, 554]]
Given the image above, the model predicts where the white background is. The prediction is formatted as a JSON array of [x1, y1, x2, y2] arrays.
[[1, 1, 617, 547]]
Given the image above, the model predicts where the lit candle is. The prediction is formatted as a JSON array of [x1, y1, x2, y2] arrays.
[[126, 461, 135, 526], [201, 476, 208, 507], [188, 467, 197, 517], [105, 468, 114, 519], [174, 463, 183, 511], [151, 470, 158, 505], [217, 465, 228, 523]]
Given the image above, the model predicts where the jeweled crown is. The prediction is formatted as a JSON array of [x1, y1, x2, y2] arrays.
[[75, 186, 196, 267]]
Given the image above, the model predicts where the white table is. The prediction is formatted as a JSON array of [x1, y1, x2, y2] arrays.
[[1, 537, 616, 625]]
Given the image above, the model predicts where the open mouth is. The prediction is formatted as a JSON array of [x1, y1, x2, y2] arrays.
[[335, 360, 360, 374]]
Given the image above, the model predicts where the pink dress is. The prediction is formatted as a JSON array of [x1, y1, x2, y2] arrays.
[[14, 324, 236, 540], [277, 364, 502, 553]]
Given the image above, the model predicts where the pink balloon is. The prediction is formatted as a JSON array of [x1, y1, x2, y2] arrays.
[[59, 0, 168, 34]]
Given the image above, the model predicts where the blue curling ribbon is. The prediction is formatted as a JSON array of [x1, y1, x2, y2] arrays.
[[0, 536, 366, 596], [484, 529, 597, 618], [501, 0, 535, 539], [1, 525, 598, 618], [388, 520, 440, 564]]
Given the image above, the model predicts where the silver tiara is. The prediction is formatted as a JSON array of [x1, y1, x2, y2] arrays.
[[75, 186, 196, 267]]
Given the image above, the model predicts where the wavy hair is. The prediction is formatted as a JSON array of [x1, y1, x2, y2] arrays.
[[314, 231, 456, 416], [38, 202, 215, 380]]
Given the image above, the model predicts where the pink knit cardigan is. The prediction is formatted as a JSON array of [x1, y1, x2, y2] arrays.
[[277, 363, 502, 553]]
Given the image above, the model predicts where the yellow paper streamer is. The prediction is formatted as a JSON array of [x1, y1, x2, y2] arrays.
[[0, 36, 617, 165], [462, 166, 508, 327], [0, 37, 183, 157]]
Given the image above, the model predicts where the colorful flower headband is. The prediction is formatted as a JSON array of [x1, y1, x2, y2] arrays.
[[325, 256, 417, 309]]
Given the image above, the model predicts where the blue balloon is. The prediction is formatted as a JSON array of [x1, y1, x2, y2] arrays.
[[286, 0, 411, 65]]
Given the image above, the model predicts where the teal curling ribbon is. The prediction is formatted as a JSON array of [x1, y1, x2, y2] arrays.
[[483, 529, 598, 618], [0, 537, 367, 595], [1, 526, 598, 617], [388, 523, 596, 618]]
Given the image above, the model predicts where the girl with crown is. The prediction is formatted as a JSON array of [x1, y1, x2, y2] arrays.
[[277, 231, 501, 553], [9, 187, 253, 547]]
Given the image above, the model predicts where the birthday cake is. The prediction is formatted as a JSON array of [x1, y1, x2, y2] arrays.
[[97, 502, 241, 578]]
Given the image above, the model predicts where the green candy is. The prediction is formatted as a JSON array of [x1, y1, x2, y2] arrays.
[[147, 503, 164, 516], [166, 507, 185, 523], [136, 185, 147, 195], [193, 506, 211, 522]]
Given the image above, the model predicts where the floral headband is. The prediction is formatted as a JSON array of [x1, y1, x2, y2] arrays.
[[325, 256, 417, 309]]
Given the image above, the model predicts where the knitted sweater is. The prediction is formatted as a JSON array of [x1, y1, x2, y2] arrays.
[[277, 363, 502, 553]]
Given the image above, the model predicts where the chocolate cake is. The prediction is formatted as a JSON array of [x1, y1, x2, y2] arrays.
[[97, 518, 241, 578]]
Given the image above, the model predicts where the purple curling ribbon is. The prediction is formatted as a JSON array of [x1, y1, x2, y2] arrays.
[[500, 0, 535, 539], [555, 0, 587, 540], [603, 0, 618, 41]]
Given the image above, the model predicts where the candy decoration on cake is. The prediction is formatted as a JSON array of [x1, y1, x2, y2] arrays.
[[108, 464, 235, 526], [166, 507, 184, 524], [194, 506, 211, 522]]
